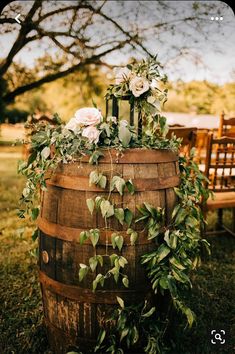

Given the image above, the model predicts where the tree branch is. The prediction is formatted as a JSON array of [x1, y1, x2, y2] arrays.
[[83, 4, 153, 57], [0, 18, 16, 24], [0, 0, 43, 77], [2, 42, 128, 103]]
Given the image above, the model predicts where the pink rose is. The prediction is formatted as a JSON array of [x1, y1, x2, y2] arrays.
[[129, 76, 149, 97], [82, 126, 100, 144], [75, 107, 102, 126], [65, 117, 79, 131]]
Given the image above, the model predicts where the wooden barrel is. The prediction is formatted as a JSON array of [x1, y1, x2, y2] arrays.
[[38, 148, 180, 353]]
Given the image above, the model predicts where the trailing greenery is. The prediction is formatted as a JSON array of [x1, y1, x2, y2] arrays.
[[89, 149, 211, 354], [18, 58, 211, 354]]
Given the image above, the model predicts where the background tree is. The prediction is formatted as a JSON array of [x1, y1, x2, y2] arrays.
[[0, 0, 233, 121]]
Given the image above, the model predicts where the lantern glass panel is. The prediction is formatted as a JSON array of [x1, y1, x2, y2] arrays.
[[119, 99, 130, 122]]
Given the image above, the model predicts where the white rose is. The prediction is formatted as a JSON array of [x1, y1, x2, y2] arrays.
[[65, 117, 79, 131], [82, 126, 100, 144], [120, 119, 129, 127], [129, 76, 150, 97], [115, 67, 131, 84], [74, 107, 102, 126]]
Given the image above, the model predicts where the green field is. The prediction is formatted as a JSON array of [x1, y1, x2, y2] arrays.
[[0, 146, 234, 354]]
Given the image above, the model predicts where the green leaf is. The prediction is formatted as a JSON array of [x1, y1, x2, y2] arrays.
[[116, 178, 125, 195], [159, 277, 169, 289], [31, 207, 39, 221], [110, 266, 120, 283], [79, 264, 89, 282], [126, 180, 135, 195], [27, 151, 37, 166], [170, 233, 178, 249], [98, 175, 107, 189], [93, 273, 104, 291], [130, 231, 138, 246], [86, 198, 95, 215], [94, 329, 106, 352], [157, 244, 170, 263], [97, 255, 103, 267], [135, 215, 149, 223], [100, 200, 114, 218], [147, 223, 160, 240], [89, 150, 104, 165], [164, 229, 170, 247], [89, 256, 98, 272], [132, 326, 139, 344], [172, 268, 190, 284], [110, 253, 118, 266], [185, 308, 195, 328], [143, 202, 156, 218], [95, 196, 103, 209], [118, 256, 128, 268], [172, 204, 181, 219], [89, 170, 99, 185], [114, 208, 125, 225], [41, 146, 51, 159], [116, 296, 125, 309], [175, 208, 187, 224], [142, 307, 155, 318], [31, 131, 48, 146], [90, 229, 100, 247], [80, 231, 89, 245], [120, 327, 129, 342], [169, 257, 186, 270], [110, 176, 118, 191], [32, 228, 39, 241], [124, 208, 133, 227], [119, 125, 131, 147], [111, 233, 117, 249], [115, 235, 124, 251], [110, 176, 126, 195], [122, 277, 129, 288]]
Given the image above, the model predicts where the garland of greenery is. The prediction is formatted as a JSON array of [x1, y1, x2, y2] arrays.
[[18, 57, 211, 354]]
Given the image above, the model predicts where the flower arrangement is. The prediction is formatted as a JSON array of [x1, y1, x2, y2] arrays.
[[106, 57, 169, 140], [18, 57, 210, 354]]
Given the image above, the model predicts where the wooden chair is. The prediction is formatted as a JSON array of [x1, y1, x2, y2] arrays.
[[167, 127, 197, 156], [218, 111, 235, 138], [195, 129, 209, 164], [203, 132, 235, 236]]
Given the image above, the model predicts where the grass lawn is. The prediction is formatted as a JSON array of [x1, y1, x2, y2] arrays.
[[0, 146, 234, 354]]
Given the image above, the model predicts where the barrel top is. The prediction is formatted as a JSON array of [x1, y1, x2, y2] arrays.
[[78, 148, 178, 164]]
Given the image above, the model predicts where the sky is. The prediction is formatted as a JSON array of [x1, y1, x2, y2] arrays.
[[0, 0, 235, 84]]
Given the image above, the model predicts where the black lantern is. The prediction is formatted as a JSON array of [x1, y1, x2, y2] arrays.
[[105, 95, 143, 136]]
